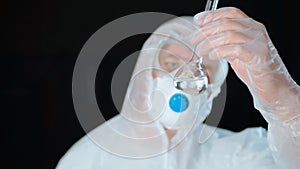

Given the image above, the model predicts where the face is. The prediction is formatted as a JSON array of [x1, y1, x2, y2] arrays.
[[155, 43, 218, 84], [152, 44, 217, 140]]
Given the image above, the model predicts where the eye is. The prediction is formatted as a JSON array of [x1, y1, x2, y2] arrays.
[[163, 60, 181, 72], [158, 51, 184, 72], [166, 62, 178, 69]]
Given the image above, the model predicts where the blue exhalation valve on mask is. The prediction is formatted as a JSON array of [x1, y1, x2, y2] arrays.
[[169, 93, 189, 113]]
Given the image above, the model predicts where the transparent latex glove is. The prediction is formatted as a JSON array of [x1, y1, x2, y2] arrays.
[[192, 7, 300, 169], [192, 7, 300, 122]]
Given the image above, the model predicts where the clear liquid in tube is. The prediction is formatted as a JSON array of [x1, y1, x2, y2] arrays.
[[174, 75, 208, 94], [173, 58, 208, 94]]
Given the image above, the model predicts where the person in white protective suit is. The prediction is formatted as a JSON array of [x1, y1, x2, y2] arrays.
[[56, 7, 300, 169]]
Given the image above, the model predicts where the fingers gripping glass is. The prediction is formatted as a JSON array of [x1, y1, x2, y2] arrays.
[[173, 0, 219, 95]]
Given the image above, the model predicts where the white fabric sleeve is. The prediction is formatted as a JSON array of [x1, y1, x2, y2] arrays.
[[262, 113, 300, 169]]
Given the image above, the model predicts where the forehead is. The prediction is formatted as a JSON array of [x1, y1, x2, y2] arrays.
[[160, 44, 193, 62]]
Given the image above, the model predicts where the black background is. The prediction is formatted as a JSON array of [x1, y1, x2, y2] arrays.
[[2, 0, 297, 169]]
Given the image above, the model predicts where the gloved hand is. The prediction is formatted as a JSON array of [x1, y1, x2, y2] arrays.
[[191, 7, 300, 169], [191, 7, 300, 123]]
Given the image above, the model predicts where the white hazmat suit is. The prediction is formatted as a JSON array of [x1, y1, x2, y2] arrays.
[[56, 7, 300, 169]]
